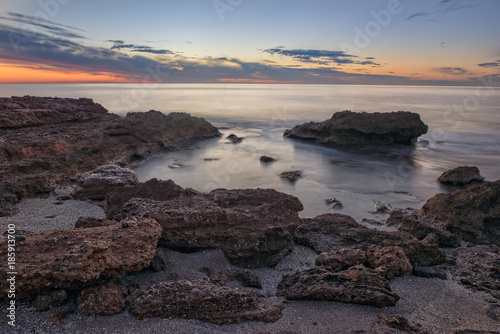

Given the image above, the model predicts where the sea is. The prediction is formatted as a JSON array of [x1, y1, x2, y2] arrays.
[[2, 84, 499, 221]]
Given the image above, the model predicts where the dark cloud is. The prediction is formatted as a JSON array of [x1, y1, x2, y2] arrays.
[[0, 12, 85, 39], [262, 47, 381, 67], [406, 0, 479, 21], [477, 60, 500, 68], [435, 67, 469, 75], [107, 40, 174, 55]]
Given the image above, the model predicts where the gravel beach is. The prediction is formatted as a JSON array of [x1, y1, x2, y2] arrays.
[[1, 191, 499, 334]]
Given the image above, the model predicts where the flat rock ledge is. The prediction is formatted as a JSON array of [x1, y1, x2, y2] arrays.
[[284, 110, 428, 148]]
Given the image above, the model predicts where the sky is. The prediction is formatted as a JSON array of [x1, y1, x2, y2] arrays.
[[0, 0, 499, 85]]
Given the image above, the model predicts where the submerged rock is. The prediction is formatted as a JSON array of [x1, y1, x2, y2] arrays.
[[0, 216, 162, 300], [419, 180, 500, 245], [128, 279, 283, 324], [121, 187, 303, 268], [0, 96, 220, 216], [279, 170, 304, 183], [260, 156, 276, 163], [227, 133, 243, 143], [284, 110, 428, 148], [276, 266, 400, 307], [437, 166, 485, 186]]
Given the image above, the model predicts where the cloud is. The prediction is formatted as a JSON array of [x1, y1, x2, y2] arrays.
[[0, 12, 85, 39], [262, 47, 381, 67], [435, 67, 469, 75], [406, 0, 480, 21], [107, 40, 174, 55], [477, 60, 500, 68]]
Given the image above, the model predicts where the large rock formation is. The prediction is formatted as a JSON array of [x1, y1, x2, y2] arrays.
[[0, 217, 162, 300], [128, 279, 283, 324], [276, 265, 400, 307], [419, 180, 500, 245], [120, 187, 304, 268], [284, 110, 428, 148], [437, 166, 485, 186], [0, 96, 220, 216], [294, 214, 446, 267]]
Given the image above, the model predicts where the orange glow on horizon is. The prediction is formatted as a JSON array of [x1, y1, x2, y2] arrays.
[[217, 78, 301, 84], [0, 64, 136, 83]]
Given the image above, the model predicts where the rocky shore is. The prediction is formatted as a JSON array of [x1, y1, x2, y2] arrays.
[[0, 98, 499, 333]]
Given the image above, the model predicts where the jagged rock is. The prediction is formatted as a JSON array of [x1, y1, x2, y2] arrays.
[[366, 245, 412, 279], [121, 188, 303, 268], [260, 156, 276, 163], [150, 247, 169, 272], [412, 266, 447, 280], [200, 267, 263, 289], [315, 248, 367, 271], [325, 198, 343, 209], [71, 165, 139, 201], [450, 245, 500, 299], [438, 166, 485, 186], [276, 266, 400, 307], [284, 110, 428, 148], [419, 180, 500, 245], [77, 282, 128, 316], [396, 214, 461, 248], [75, 216, 106, 228], [372, 201, 393, 214], [294, 214, 446, 267], [0, 217, 162, 300], [128, 279, 283, 324], [279, 170, 304, 183], [0, 96, 220, 216], [377, 313, 428, 333], [105, 178, 188, 219], [227, 134, 243, 143], [32, 290, 68, 311]]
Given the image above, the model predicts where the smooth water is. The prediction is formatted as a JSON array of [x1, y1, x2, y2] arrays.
[[2, 84, 499, 220]]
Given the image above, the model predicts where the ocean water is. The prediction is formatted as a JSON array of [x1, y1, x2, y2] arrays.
[[2, 84, 499, 221]]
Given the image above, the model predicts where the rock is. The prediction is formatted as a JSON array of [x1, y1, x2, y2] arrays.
[[396, 214, 461, 248], [486, 303, 500, 321], [294, 214, 446, 267], [77, 282, 128, 316], [0, 96, 220, 216], [372, 200, 393, 214], [200, 267, 263, 289], [325, 198, 343, 209], [32, 290, 68, 311], [450, 245, 500, 299], [75, 216, 106, 228], [438, 166, 485, 186], [71, 165, 139, 201], [120, 188, 303, 268], [0, 217, 162, 300], [377, 313, 428, 333], [284, 110, 428, 148], [150, 247, 169, 272], [105, 178, 187, 219], [315, 248, 367, 271], [419, 180, 500, 245], [128, 279, 283, 324], [260, 156, 276, 163], [227, 134, 243, 143], [412, 267, 447, 280], [279, 170, 304, 183], [366, 245, 412, 279], [276, 266, 400, 307]]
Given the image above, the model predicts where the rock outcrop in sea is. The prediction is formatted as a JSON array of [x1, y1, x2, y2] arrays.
[[0, 96, 220, 216], [284, 110, 428, 148]]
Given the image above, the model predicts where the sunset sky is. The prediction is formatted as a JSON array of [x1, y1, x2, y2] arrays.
[[1, 0, 499, 85]]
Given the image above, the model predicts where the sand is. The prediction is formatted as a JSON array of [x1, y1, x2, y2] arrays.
[[0, 191, 499, 334]]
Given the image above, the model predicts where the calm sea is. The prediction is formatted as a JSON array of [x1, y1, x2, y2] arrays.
[[2, 84, 499, 220]]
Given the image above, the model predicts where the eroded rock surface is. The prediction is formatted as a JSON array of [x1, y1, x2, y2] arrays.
[[0, 217, 162, 300], [284, 110, 428, 148], [77, 282, 128, 316], [128, 279, 283, 324], [438, 166, 485, 186]]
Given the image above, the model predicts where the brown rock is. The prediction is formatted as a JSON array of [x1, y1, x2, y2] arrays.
[[279, 170, 304, 183], [200, 267, 263, 289], [0, 217, 162, 300], [71, 165, 139, 201], [0, 96, 220, 216], [438, 166, 485, 186], [419, 180, 500, 245], [366, 245, 412, 279], [276, 265, 400, 307], [377, 313, 428, 333], [284, 110, 428, 148], [396, 214, 461, 248], [32, 290, 68, 311], [315, 248, 368, 271], [128, 279, 283, 324], [412, 266, 447, 280], [121, 188, 303, 268], [77, 282, 128, 316]]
